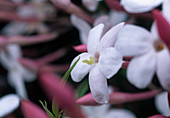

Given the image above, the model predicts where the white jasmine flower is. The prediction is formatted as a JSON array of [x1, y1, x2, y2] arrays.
[[0, 94, 20, 117], [71, 23, 124, 104], [71, 11, 127, 44], [155, 92, 170, 116], [121, 0, 163, 13], [81, 105, 136, 118], [0, 44, 36, 98], [115, 24, 170, 90]]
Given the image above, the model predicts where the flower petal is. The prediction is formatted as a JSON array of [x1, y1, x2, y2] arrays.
[[109, 10, 128, 27], [155, 92, 170, 116], [162, 0, 170, 22], [115, 24, 152, 56], [7, 44, 22, 60], [81, 105, 109, 117], [99, 22, 125, 52], [127, 50, 156, 89], [87, 24, 104, 56], [121, 0, 163, 13], [106, 108, 136, 118], [0, 94, 20, 117], [99, 47, 123, 78], [8, 71, 28, 98], [156, 48, 170, 91], [89, 64, 109, 104], [82, 0, 98, 11], [71, 53, 92, 82], [70, 15, 91, 44]]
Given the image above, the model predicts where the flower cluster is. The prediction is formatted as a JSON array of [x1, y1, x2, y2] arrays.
[[0, 0, 169, 118]]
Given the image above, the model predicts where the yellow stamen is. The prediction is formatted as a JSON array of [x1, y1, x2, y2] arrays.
[[82, 57, 94, 65]]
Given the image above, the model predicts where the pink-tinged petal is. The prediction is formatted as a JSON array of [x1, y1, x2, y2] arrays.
[[50, 0, 94, 24], [89, 64, 109, 104], [99, 22, 125, 52], [99, 48, 123, 78], [155, 92, 170, 116], [35, 48, 68, 64], [9, 32, 57, 45], [106, 109, 136, 118], [105, 0, 124, 11], [71, 53, 92, 82], [87, 24, 104, 56], [39, 72, 86, 118], [121, 0, 163, 13], [76, 90, 160, 105], [82, 0, 98, 11], [73, 44, 87, 52], [156, 48, 170, 91], [127, 50, 156, 89], [153, 10, 170, 50], [148, 115, 168, 118], [41, 64, 70, 72], [162, 0, 170, 22], [121, 61, 129, 69], [115, 24, 152, 56], [0, 94, 20, 117], [70, 15, 91, 44], [21, 100, 48, 118]]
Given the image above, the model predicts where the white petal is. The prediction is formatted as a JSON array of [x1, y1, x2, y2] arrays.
[[99, 22, 125, 52], [70, 15, 91, 44], [0, 50, 12, 70], [7, 44, 22, 60], [87, 24, 104, 56], [106, 108, 136, 118], [109, 10, 128, 26], [81, 105, 110, 117], [0, 94, 20, 117], [156, 48, 170, 91], [99, 48, 123, 78], [115, 24, 152, 56], [19, 65, 36, 82], [8, 72, 28, 98], [82, 0, 98, 11], [162, 0, 170, 23], [150, 22, 159, 40], [94, 15, 111, 35], [121, 0, 163, 13], [71, 53, 92, 82], [127, 50, 156, 89], [155, 92, 170, 116], [89, 64, 109, 104]]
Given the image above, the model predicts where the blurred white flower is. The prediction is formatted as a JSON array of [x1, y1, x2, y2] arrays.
[[82, 0, 99, 11], [121, 0, 163, 13], [71, 11, 127, 44], [0, 94, 20, 117], [155, 92, 170, 116], [0, 44, 36, 98], [71, 23, 124, 104], [115, 24, 170, 90]]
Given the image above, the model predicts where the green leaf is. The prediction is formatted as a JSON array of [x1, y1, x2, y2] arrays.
[[62, 56, 80, 83], [76, 78, 89, 98], [39, 100, 55, 118], [52, 99, 59, 117]]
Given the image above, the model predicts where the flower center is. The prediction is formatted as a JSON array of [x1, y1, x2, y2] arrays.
[[153, 40, 164, 52], [94, 52, 100, 63]]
